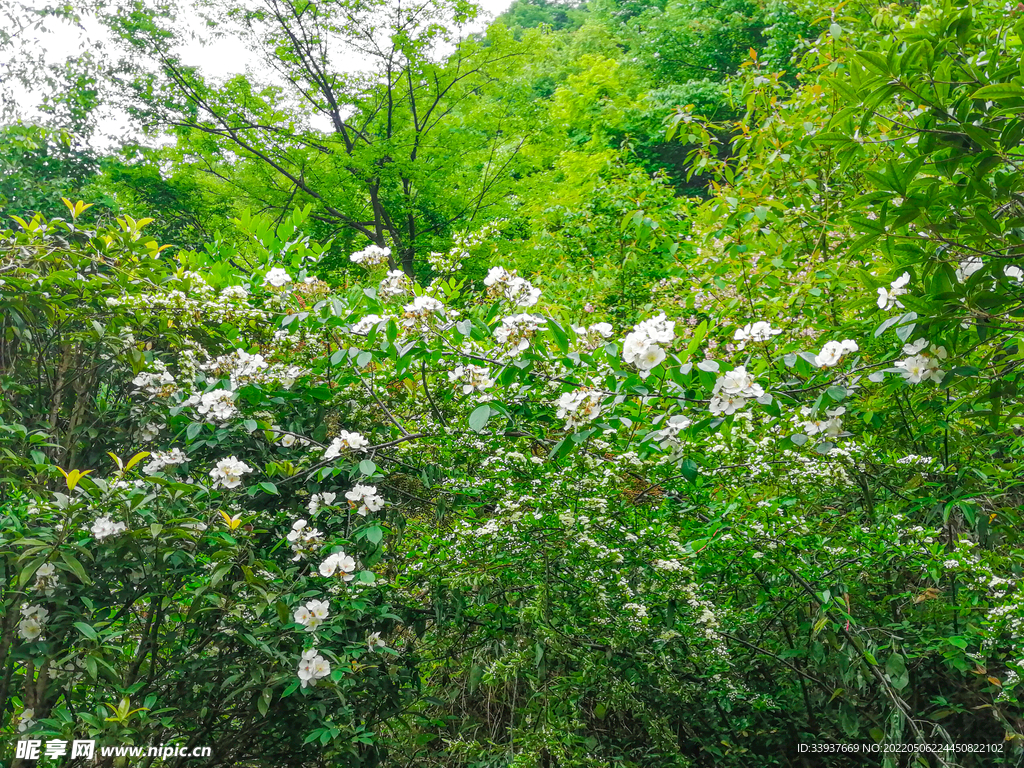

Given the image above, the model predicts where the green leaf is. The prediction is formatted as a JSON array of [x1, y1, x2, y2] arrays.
[[358, 459, 377, 476], [74, 621, 98, 640], [186, 422, 203, 441], [971, 83, 1024, 100], [468, 404, 491, 433], [258, 481, 278, 495]]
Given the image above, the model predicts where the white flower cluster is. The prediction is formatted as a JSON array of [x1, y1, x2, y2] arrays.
[[323, 431, 369, 460], [799, 406, 845, 437], [107, 289, 268, 328], [297, 648, 331, 688], [814, 339, 858, 368], [494, 313, 546, 354], [448, 364, 494, 395], [221, 285, 248, 300], [132, 361, 176, 397], [200, 348, 305, 390], [319, 550, 357, 580], [182, 389, 237, 422], [351, 313, 392, 335], [263, 267, 292, 287], [350, 244, 392, 268], [651, 414, 691, 451], [484, 266, 541, 307], [32, 563, 58, 597], [571, 322, 613, 350], [710, 366, 764, 416], [91, 515, 127, 541], [345, 484, 384, 516], [401, 295, 446, 330], [894, 339, 947, 384], [378, 270, 412, 300], [622, 313, 675, 378], [19, 604, 49, 641], [140, 421, 163, 441], [555, 389, 603, 429], [209, 456, 254, 489], [307, 492, 337, 516], [734, 321, 781, 345], [877, 272, 910, 310], [287, 518, 324, 561], [143, 448, 187, 475], [293, 599, 330, 632]]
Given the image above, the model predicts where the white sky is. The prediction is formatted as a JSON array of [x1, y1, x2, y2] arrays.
[[5, 0, 515, 146]]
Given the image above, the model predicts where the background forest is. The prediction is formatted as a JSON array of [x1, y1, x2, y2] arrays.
[[2, 0, 1024, 766]]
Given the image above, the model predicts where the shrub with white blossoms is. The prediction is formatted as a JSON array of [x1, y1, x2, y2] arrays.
[[297, 648, 331, 688], [319, 550, 357, 580], [323, 431, 369, 459], [483, 266, 542, 307], [622, 313, 675, 378], [448, 364, 494, 395], [263, 267, 292, 287], [345, 484, 384, 516], [293, 599, 330, 632], [555, 389, 603, 429], [876, 272, 910, 310], [209, 456, 254, 489], [814, 339, 858, 368], [349, 243, 392, 268], [91, 515, 127, 541]]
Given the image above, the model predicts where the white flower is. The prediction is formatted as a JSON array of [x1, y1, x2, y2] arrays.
[[294, 599, 330, 632], [956, 258, 983, 283], [378, 270, 412, 300], [1004, 265, 1023, 283], [401, 295, 446, 329], [208, 456, 254, 489], [814, 340, 858, 368], [571, 322, 614, 350], [143, 448, 187, 475], [221, 285, 248, 299], [297, 649, 331, 688], [714, 366, 764, 398], [494, 314, 546, 354], [263, 267, 292, 287], [17, 708, 35, 732], [351, 314, 391, 335], [91, 515, 127, 541], [140, 421, 163, 442], [902, 338, 928, 355], [367, 631, 386, 652], [18, 605, 49, 641], [349, 244, 392, 267], [194, 390, 237, 422], [734, 321, 781, 344], [448, 365, 494, 395], [651, 414, 691, 449], [622, 314, 674, 377], [323, 431, 369, 459], [345, 484, 384, 516], [877, 272, 910, 310], [484, 266, 541, 307], [33, 563, 59, 597], [555, 389, 603, 429], [709, 393, 745, 416], [319, 551, 357, 580]]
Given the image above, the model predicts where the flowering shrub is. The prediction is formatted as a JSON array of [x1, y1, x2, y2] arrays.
[[3, 2, 1024, 764]]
